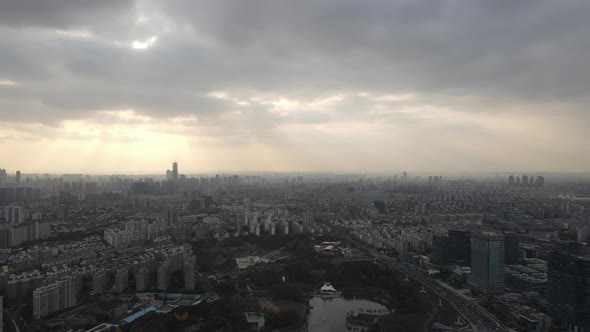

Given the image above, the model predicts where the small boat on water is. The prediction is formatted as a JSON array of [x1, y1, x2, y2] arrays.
[[320, 282, 341, 298]]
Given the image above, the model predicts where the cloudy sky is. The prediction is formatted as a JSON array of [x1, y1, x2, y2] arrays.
[[1, 0, 589, 174]]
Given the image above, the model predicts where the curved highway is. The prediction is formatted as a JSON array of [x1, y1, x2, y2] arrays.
[[329, 224, 507, 332], [375, 253, 506, 332]]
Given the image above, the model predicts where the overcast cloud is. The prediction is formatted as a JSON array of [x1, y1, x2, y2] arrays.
[[0, 0, 589, 173]]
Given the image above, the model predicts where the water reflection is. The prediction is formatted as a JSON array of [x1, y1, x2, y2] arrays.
[[307, 296, 388, 332]]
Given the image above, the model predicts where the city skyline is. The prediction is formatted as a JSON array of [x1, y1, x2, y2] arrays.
[[0, 164, 584, 178], [1, 1, 590, 173], [2, 2, 590, 331]]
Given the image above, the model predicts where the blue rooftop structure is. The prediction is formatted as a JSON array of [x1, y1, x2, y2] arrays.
[[121, 306, 157, 324]]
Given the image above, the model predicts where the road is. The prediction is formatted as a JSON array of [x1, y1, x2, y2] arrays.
[[3, 311, 23, 332], [375, 253, 505, 332], [330, 225, 507, 332]]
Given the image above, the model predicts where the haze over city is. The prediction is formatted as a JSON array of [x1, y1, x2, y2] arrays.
[[4, 2, 590, 332], [1, 0, 590, 173]]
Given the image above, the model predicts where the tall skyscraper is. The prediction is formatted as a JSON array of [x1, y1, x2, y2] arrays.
[[172, 162, 178, 181], [449, 230, 471, 265], [508, 175, 515, 186], [0, 167, 6, 187], [468, 232, 505, 295], [504, 233, 520, 265], [432, 235, 451, 266], [536, 176, 545, 188], [548, 252, 590, 331], [15, 170, 21, 186]]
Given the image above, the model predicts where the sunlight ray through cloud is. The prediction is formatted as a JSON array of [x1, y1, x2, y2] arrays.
[[132, 36, 158, 49]]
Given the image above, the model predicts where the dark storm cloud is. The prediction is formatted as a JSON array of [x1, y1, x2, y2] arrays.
[[160, 0, 590, 102], [1, 0, 590, 131], [0, 0, 135, 29]]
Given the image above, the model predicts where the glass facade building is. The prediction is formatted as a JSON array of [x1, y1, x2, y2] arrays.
[[548, 252, 590, 331], [467, 232, 505, 294]]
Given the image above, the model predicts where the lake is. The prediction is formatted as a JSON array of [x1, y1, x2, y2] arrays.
[[307, 296, 389, 332]]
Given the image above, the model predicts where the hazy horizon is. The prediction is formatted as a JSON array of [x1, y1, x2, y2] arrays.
[[1, 0, 590, 173], [3, 167, 590, 178]]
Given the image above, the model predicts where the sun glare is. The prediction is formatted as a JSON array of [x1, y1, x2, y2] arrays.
[[132, 36, 158, 49]]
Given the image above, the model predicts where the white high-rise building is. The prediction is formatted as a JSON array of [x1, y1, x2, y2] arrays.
[[3, 205, 24, 224], [270, 222, 276, 236], [113, 269, 128, 293], [57, 276, 77, 310], [33, 283, 59, 319], [136, 269, 149, 292], [93, 270, 107, 294], [157, 262, 170, 291], [34, 221, 51, 240]]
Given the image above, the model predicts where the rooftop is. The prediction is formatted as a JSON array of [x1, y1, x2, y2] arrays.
[[121, 306, 157, 324]]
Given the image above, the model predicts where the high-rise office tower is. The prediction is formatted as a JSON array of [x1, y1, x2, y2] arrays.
[[432, 235, 451, 266], [468, 232, 505, 295], [504, 233, 520, 265], [548, 252, 590, 331], [172, 162, 178, 181], [522, 175, 528, 187], [449, 230, 471, 265], [536, 176, 545, 188], [15, 171, 21, 186], [508, 175, 515, 186]]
